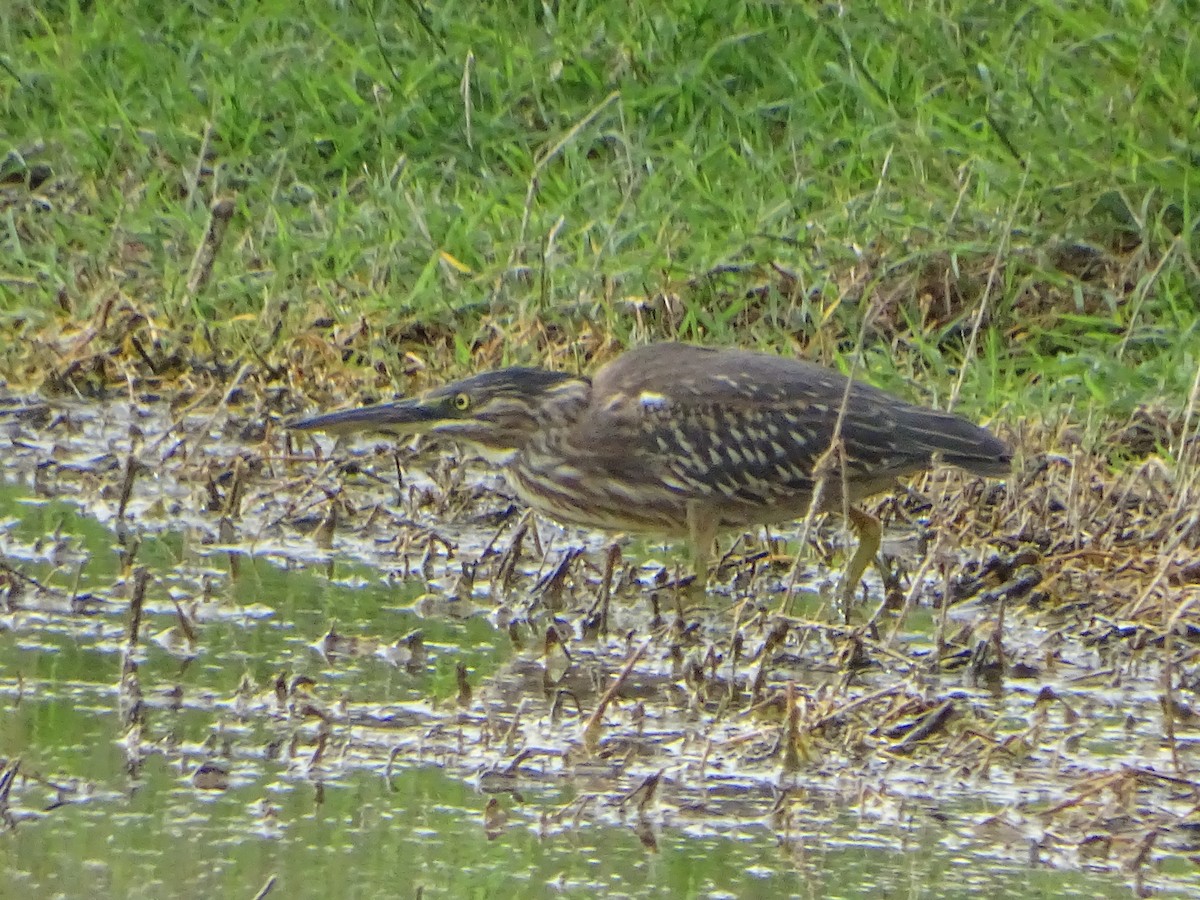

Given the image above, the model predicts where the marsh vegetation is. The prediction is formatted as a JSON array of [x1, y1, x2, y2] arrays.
[[2, 2, 1198, 897]]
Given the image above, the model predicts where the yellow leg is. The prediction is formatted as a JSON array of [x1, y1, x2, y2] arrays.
[[686, 501, 717, 593], [841, 506, 882, 607]]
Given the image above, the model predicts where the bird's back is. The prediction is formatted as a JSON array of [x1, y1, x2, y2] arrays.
[[535, 343, 1009, 529]]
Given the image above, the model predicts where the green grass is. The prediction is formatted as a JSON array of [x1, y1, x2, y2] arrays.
[[1, 0, 1197, 428]]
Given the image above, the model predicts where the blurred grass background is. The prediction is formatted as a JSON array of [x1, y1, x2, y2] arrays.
[[1, 0, 1197, 435]]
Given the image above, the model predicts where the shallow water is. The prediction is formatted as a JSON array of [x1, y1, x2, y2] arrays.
[[2, 399, 1197, 898]]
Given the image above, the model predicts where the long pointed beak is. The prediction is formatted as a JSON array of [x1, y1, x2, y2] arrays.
[[289, 399, 437, 437]]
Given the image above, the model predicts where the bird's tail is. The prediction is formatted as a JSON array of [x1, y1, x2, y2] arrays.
[[895, 407, 1012, 477]]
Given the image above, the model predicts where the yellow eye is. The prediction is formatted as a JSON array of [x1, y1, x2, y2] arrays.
[[452, 393, 470, 411]]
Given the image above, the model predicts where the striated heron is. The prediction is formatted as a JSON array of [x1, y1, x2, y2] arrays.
[[291, 343, 1011, 600]]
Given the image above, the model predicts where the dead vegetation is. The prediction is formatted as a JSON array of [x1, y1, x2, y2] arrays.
[[2, 369, 1198, 893], [3, 153, 1198, 896]]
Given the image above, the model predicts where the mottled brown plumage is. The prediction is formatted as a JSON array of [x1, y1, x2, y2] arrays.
[[292, 343, 1011, 599]]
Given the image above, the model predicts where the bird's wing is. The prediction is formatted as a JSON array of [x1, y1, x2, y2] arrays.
[[570, 344, 1005, 506]]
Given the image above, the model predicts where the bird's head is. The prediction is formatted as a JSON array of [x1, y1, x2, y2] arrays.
[[291, 367, 589, 463]]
